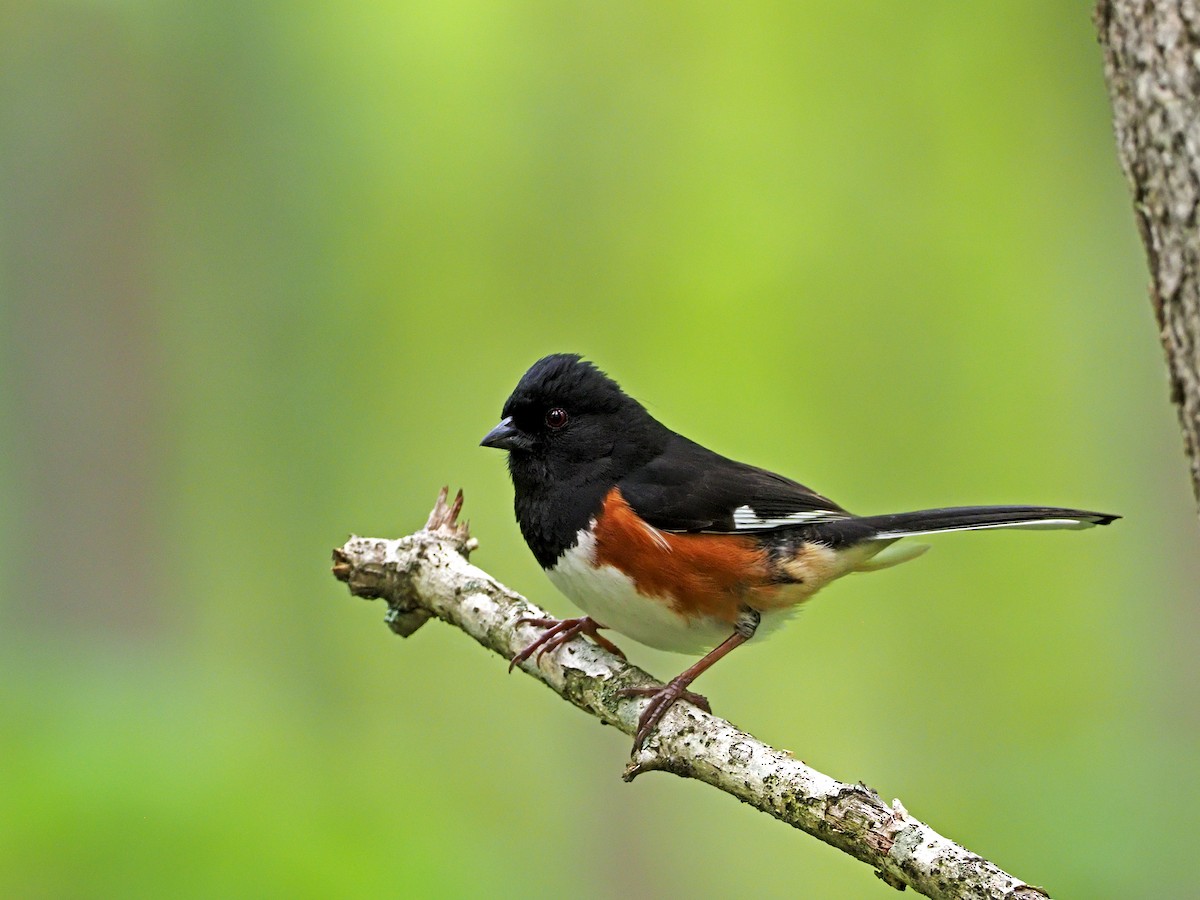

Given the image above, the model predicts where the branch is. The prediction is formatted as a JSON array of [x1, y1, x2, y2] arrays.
[[332, 489, 1049, 900], [1096, 0, 1200, 517]]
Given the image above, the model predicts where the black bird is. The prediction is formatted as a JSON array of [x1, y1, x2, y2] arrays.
[[481, 354, 1117, 752]]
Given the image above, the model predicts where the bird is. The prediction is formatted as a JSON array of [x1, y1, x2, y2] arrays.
[[480, 353, 1118, 753]]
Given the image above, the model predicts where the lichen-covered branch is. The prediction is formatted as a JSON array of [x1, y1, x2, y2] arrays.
[[1096, 0, 1200, 516], [331, 489, 1049, 900]]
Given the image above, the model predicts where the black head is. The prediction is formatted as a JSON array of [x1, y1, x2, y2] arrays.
[[482, 353, 670, 500]]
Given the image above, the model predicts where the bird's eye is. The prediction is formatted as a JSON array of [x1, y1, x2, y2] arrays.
[[545, 407, 568, 430]]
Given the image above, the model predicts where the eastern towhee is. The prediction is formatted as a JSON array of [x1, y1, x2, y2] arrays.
[[481, 354, 1117, 752]]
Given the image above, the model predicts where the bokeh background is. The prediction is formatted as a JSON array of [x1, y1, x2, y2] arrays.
[[2, 2, 1196, 897]]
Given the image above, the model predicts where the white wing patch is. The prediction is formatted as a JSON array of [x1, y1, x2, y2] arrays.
[[731, 504, 846, 531]]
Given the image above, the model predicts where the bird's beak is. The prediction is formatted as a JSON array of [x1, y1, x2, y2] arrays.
[[480, 416, 532, 451]]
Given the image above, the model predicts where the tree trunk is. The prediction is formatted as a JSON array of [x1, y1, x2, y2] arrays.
[[1096, 0, 1200, 516]]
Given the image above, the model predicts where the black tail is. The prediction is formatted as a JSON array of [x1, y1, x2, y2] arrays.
[[848, 505, 1119, 540]]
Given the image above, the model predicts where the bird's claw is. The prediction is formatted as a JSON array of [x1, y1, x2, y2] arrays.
[[618, 682, 712, 751], [508, 616, 626, 672]]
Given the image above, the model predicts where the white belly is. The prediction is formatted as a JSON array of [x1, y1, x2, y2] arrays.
[[546, 528, 794, 654]]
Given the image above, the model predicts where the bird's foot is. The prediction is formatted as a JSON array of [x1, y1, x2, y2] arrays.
[[617, 681, 711, 751], [508, 616, 626, 672]]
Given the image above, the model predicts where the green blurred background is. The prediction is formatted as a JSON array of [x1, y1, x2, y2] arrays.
[[2, 2, 1196, 897]]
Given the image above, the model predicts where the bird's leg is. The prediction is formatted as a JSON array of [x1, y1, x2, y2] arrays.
[[508, 616, 626, 672], [618, 606, 761, 752]]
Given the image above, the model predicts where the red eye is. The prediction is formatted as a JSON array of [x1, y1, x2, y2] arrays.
[[545, 407, 568, 429]]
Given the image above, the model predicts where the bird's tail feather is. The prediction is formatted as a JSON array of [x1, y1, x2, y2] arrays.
[[851, 505, 1119, 540]]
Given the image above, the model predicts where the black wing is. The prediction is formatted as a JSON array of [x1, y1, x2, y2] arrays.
[[617, 433, 851, 533]]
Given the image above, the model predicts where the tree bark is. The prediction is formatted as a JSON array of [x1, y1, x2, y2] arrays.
[[331, 489, 1051, 900], [1096, 0, 1200, 515]]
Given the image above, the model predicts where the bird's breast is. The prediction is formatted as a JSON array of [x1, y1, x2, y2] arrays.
[[546, 533, 730, 653], [544, 488, 839, 653]]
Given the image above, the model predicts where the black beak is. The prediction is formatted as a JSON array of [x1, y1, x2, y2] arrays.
[[480, 416, 531, 451]]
